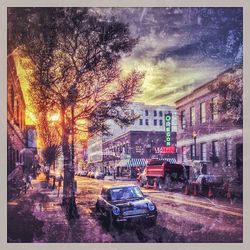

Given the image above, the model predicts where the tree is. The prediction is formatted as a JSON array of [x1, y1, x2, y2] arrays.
[[209, 65, 243, 127], [42, 144, 61, 171], [8, 8, 144, 219]]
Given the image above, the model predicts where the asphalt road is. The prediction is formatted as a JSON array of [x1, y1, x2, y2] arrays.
[[75, 176, 243, 243]]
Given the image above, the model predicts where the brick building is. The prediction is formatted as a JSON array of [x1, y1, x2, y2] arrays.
[[100, 102, 177, 177], [175, 67, 243, 186], [7, 54, 26, 175]]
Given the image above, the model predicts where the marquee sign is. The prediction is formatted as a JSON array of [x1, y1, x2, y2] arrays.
[[154, 146, 176, 154], [165, 114, 172, 146]]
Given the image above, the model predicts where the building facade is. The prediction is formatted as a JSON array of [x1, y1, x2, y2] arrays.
[[175, 67, 243, 186], [101, 102, 177, 177], [87, 135, 103, 171], [7, 54, 26, 175]]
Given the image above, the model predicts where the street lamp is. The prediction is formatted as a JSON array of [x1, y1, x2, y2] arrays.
[[192, 131, 197, 160]]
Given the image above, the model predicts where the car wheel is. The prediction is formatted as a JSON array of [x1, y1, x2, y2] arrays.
[[148, 216, 157, 227], [103, 212, 114, 231], [95, 202, 100, 213]]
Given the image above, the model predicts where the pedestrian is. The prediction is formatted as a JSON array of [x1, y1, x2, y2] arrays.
[[57, 174, 63, 197], [26, 175, 33, 189], [52, 176, 56, 190]]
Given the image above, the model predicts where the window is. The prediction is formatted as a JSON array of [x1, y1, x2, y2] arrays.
[[225, 139, 233, 164], [145, 110, 149, 116], [181, 110, 186, 129], [154, 110, 157, 116], [200, 143, 207, 161], [190, 144, 195, 160], [145, 119, 149, 125], [139, 119, 143, 125], [159, 120, 163, 126], [159, 111, 163, 117], [182, 146, 187, 162], [212, 141, 219, 157], [212, 97, 219, 120], [154, 119, 157, 126], [200, 102, 206, 123], [190, 107, 195, 126]]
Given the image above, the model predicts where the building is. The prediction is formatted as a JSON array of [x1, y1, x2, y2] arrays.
[[101, 102, 177, 177], [7, 54, 26, 175], [175, 67, 243, 188], [87, 135, 103, 171]]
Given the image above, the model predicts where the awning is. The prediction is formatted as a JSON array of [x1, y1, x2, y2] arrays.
[[116, 158, 177, 168], [128, 158, 147, 167], [161, 158, 177, 164]]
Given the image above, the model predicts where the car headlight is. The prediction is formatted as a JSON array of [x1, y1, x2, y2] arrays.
[[112, 206, 120, 216], [148, 203, 155, 211]]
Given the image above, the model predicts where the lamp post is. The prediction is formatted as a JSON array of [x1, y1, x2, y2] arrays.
[[192, 131, 197, 160]]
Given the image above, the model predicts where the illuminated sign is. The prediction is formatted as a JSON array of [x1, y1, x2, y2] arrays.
[[154, 146, 176, 154], [165, 114, 172, 146]]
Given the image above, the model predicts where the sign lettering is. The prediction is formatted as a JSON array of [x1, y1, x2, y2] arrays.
[[154, 146, 176, 154], [165, 114, 172, 146]]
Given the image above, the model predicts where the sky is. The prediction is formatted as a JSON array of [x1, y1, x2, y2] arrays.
[[97, 8, 243, 105]]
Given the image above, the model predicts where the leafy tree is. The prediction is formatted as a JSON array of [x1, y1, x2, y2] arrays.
[[42, 144, 61, 170], [209, 65, 243, 127], [8, 7, 144, 218]]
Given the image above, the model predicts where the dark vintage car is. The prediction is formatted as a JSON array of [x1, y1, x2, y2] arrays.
[[95, 184, 157, 229]]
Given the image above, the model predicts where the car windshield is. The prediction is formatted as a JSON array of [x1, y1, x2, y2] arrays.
[[109, 186, 144, 201]]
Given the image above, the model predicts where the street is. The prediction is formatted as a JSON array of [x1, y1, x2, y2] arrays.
[[74, 176, 243, 243], [7, 176, 243, 243]]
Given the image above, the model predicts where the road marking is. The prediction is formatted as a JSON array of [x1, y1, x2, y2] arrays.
[[164, 193, 243, 212], [143, 189, 243, 211], [151, 194, 243, 217]]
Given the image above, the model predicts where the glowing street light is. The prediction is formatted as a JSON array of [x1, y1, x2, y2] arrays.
[[192, 131, 197, 160], [48, 113, 60, 122]]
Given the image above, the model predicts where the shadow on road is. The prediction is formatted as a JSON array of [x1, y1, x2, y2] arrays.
[[88, 206, 186, 243]]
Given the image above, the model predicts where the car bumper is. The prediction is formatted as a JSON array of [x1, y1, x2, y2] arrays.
[[115, 212, 157, 222]]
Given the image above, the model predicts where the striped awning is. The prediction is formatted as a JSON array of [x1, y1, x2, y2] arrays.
[[128, 158, 147, 167], [161, 158, 177, 164], [116, 158, 177, 167]]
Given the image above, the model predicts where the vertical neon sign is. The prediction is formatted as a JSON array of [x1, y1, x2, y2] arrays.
[[165, 114, 172, 146]]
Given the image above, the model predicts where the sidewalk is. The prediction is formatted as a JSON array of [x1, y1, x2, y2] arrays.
[[7, 179, 112, 243]]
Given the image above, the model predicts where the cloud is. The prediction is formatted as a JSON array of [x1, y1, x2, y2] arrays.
[[101, 8, 242, 106]]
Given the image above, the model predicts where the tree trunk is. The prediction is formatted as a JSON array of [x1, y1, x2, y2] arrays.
[[71, 105, 75, 170], [61, 106, 79, 220]]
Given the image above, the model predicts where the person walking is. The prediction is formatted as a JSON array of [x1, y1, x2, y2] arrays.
[[52, 176, 56, 190], [26, 175, 33, 189], [57, 174, 63, 197]]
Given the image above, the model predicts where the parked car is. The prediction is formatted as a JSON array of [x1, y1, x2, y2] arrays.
[[184, 160, 224, 194], [87, 171, 93, 178], [95, 184, 157, 229], [94, 171, 105, 179], [79, 170, 88, 176], [90, 171, 95, 178]]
